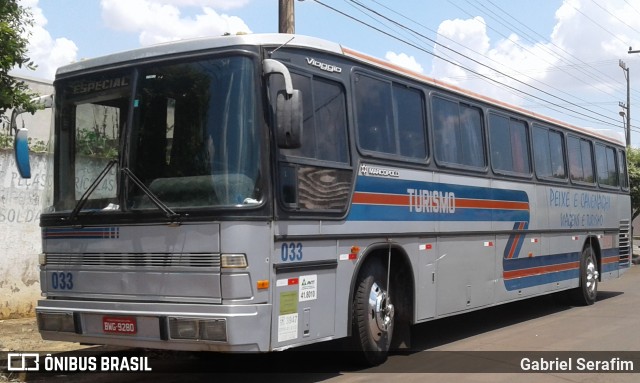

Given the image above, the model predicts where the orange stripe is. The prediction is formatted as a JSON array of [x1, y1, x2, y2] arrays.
[[602, 256, 620, 264], [507, 222, 527, 259], [353, 193, 530, 210], [352, 193, 409, 206], [508, 234, 521, 259], [504, 261, 579, 280], [451, 199, 529, 210]]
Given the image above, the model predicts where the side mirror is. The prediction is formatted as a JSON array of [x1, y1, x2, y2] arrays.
[[263, 59, 303, 149], [10, 94, 53, 179], [276, 89, 303, 149], [14, 126, 31, 179]]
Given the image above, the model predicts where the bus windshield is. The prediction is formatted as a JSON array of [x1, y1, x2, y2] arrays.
[[48, 55, 262, 213]]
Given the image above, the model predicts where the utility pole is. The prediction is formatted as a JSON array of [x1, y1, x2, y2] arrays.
[[619, 59, 631, 147], [279, 0, 295, 34]]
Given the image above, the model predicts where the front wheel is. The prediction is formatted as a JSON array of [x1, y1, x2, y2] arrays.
[[569, 246, 599, 306], [351, 261, 394, 366]]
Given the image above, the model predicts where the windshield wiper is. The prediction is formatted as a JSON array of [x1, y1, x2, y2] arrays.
[[67, 159, 118, 223], [67, 161, 181, 225], [121, 167, 181, 224]]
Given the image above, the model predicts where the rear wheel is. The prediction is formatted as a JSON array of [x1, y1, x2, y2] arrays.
[[569, 246, 599, 306], [352, 261, 394, 366]]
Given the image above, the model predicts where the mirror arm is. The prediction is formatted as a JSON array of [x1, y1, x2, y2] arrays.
[[263, 59, 294, 95]]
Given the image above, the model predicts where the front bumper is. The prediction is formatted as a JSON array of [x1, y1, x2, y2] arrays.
[[36, 299, 272, 352]]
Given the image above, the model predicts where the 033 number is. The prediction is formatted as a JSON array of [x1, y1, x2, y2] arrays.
[[280, 242, 303, 262], [51, 272, 74, 290]]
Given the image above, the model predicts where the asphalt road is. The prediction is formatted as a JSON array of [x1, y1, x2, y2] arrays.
[[3, 265, 640, 383]]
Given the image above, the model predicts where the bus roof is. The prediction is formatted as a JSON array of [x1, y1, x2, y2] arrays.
[[57, 33, 624, 147]]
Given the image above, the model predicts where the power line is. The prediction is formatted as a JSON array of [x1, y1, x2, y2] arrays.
[[590, 0, 640, 36], [343, 0, 624, 128], [480, 0, 627, 98], [566, 1, 630, 47]]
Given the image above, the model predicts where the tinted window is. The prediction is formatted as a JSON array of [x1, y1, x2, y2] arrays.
[[433, 96, 485, 168], [274, 71, 352, 212], [619, 150, 629, 189], [489, 113, 530, 174], [395, 85, 427, 158], [355, 73, 427, 159], [280, 73, 349, 163], [567, 136, 594, 183], [533, 125, 566, 179], [595, 144, 619, 187]]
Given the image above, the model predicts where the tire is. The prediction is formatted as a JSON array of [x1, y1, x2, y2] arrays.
[[351, 260, 394, 366], [569, 246, 599, 306]]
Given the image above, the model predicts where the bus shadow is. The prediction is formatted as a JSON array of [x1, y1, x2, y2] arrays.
[[407, 289, 623, 351], [20, 291, 625, 382]]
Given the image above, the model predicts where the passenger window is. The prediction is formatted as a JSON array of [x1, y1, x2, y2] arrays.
[[278, 73, 349, 164], [595, 144, 619, 187], [489, 113, 530, 175], [273, 70, 352, 212], [619, 150, 629, 190], [354, 73, 427, 159], [533, 125, 566, 180], [433, 96, 485, 169], [567, 135, 594, 184], [395, 85, 427, 159]]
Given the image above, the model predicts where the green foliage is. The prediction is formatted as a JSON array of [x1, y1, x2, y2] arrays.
[[0, 131, 47, 152], [627, 147, 640, 220], [0, 0, 39, 119], [76, 129, 118, 158]]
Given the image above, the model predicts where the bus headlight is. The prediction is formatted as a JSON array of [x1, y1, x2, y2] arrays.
[[37, 312, 76, 333], [168, 318, 227, 342], [221, 254, 248, 268], [200, 319, 227, 342], [168, 318, 198, 339]]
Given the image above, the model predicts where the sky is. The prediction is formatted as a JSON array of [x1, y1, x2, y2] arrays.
[[10, 0, 640, 146]]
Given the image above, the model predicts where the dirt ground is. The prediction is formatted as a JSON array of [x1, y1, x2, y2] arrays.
[[0, 317, 85, 353]]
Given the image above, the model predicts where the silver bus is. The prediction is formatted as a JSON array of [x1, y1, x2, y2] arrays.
[[14, 34, 631, 366]]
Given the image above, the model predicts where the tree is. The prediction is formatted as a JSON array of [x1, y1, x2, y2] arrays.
[[0, 0, 38, 127], [627, 146, 640, 220]]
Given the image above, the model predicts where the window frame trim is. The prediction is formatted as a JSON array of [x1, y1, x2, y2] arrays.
[[431, 93, 488, 173], [532, 123, 569, 184], [594, 142, 621, 190], [352, 68, 430, 164], [566, 134, 596, 187], [487, 110, 533, 179]]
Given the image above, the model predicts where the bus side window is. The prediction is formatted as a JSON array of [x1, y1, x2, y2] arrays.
[[433, 96, 485, 169], [619, 149, 629, 189], [275, 69, 351, 212], [595, 143, 619, 187], [568, 135, 594, 184], [533, 125, 567, 180], [354, 74, 395, 154]]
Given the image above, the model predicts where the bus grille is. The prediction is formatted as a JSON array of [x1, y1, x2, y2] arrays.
[[619, 220, 631, 267], [44, 253, 221, 268]]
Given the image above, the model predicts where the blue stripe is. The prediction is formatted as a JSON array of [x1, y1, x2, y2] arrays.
[[348, 177, 529, 222], [503, 251, 580, 271], [354, 176, 529, 202], [505, 269, 580, 290], [348, 204, 530, 222]]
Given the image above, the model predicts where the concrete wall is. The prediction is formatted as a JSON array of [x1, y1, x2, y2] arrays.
[[1, 76, 53, 319], [0, 151, 49, 318]]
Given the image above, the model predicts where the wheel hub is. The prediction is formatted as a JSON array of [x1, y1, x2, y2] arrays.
[[367, 282, 394, 341], [585, 258, 599, 295]]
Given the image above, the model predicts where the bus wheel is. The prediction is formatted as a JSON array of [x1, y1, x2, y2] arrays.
[[352, 261, 394, 366], [570, 246, 599, 306]]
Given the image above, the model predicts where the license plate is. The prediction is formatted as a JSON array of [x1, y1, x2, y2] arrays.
[[102, 316, 137, 335]]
